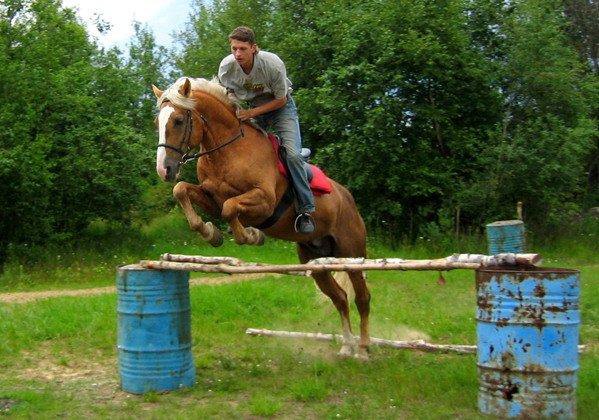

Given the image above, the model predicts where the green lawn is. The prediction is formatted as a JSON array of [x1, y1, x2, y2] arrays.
[[0, 215, 597, 417]]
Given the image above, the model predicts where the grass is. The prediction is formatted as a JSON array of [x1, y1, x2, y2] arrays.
[[249, 394, 283, 416], [0, 210, 298, 292], [0, 272, 479, 418], [1, 209, 596, 293], [0, 212, 597, 417]]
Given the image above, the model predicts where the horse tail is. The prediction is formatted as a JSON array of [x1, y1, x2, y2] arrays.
[[333, 271, 355, 302]]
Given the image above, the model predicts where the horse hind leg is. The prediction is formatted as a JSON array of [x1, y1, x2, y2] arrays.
[[347, 270, 371, 360], [330, 221, 370, 359], [314, 271, 355, 357], [297, 243, 355, 357]]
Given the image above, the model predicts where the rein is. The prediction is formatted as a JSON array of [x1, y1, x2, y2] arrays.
[[157, 105, 245, 165]]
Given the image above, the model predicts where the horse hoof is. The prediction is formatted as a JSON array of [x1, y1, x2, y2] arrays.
[[207, 224, 223, 247], [254, 230, 265, 246], [337, 345, 354, 358], [245, 227, 265, 246], [354, 347, 370, 361], [353, 352, 369, 362], [234, 236, 247, 245], [208, 228, 223, 248]]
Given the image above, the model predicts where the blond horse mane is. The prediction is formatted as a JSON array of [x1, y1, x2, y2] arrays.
[[156, 77, 235, 111]]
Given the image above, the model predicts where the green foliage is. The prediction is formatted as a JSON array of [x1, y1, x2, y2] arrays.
[[458, 0, 598, 228], [0, 0, 155, 261], [176, 0, 276, 77], [458, 116, 596, 227], [562, 0, 599, 209], [2, 0, 597, 261], [269, 0, 503, 238], [173, 0, 597, 239], [563, 0, 599, 74], [128, 21, 169, 137]]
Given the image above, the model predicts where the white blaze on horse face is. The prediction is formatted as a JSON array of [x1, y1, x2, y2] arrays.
[[157, 105, 175, 180]]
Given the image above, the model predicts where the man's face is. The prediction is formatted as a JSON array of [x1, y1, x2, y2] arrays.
[[230, 39, 256, 69]]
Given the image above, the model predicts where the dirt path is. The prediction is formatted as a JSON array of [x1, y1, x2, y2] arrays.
[[0, 273, 285, 304]]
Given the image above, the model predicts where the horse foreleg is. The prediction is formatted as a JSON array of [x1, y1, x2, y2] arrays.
[[173, 181, 223, 247], [221, 188, 272, 246]]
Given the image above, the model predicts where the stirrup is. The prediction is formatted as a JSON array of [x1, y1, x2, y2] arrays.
[[294, 212, 315, 234]]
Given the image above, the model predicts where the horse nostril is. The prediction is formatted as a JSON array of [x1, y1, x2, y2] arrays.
[[165, 166, 171, 178]]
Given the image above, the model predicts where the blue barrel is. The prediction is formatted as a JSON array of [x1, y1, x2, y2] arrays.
[[486, 220, 525, 254], [476, 267, 580, 418], [117, 265, 196, 394]]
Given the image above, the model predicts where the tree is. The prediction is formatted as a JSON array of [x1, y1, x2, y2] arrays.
[[176, 0, 276, 78], [563, 0, 599, 74], [273, 0, 502, 237], [562, 0, 599, 209], [0, 0, 149, 263], [458, 0, 597, 228], [128, 21, 169, 137], [174, 0, 597, 239]]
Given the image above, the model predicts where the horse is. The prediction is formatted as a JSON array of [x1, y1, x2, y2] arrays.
[[152, 77, 371, 359]]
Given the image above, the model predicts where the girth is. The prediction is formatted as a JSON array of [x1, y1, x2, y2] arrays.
[[253, 185, 295, 230]]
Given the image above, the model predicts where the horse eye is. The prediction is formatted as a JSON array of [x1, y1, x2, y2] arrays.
[[173, 115, 184, 125]]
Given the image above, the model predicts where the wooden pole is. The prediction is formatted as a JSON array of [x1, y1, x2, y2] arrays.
[[140, 253, 542, 274], [141, 260, 478, 274], [161, 253, 246, 266], [455, 206, 461, 239], [246, 328, 476, 354], [245, 328, 586, 354], [517, 201, 523, 220]]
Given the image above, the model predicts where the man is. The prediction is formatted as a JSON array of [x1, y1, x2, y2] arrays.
[[218, 26, 316, 234]]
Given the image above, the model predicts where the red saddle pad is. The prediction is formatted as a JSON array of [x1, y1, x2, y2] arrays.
[[267, 133, 332, 196]]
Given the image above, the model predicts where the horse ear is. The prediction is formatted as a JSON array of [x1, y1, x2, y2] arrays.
[[152, 85, 163, 98], [179, 78, 192, 97]]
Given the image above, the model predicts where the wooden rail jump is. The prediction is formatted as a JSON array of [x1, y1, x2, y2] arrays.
[[132, 252, 562, 355], [140, 252, 541, 274]]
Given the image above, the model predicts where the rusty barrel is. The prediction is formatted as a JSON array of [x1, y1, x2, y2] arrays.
[[117, 265, 196, 394], [476, 267, 580, 418], [486, 220, 525, 254]]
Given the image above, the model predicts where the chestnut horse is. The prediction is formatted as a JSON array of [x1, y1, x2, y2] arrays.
[[152, 77, 370, 359]]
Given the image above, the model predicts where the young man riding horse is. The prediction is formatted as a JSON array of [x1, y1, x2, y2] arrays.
[[152, 33, 371, 359], [218, 26, 316, 234]]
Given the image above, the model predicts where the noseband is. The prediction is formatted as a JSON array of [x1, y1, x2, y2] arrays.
[[157, 105, 245, 165]]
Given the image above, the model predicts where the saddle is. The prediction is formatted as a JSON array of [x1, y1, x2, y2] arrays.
[[266, 133, 332, 196], [253, 134, 331, 230]]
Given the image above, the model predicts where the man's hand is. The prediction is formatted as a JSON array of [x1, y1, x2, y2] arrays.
[[236, 109, 254, 122]]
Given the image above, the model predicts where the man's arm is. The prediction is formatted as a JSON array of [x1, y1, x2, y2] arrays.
[[236, 96, 287, 121]]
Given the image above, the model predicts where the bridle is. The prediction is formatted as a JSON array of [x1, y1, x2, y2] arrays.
[[157, 103, 245, 165]]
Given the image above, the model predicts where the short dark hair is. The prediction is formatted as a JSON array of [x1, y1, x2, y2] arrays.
[[228, 26, 256, 44]]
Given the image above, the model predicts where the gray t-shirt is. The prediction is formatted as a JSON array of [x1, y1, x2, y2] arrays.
[[218, 50, 293, 107]]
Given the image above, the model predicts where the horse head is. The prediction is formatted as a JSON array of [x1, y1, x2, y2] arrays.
[[152, 78, 204, 182]]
